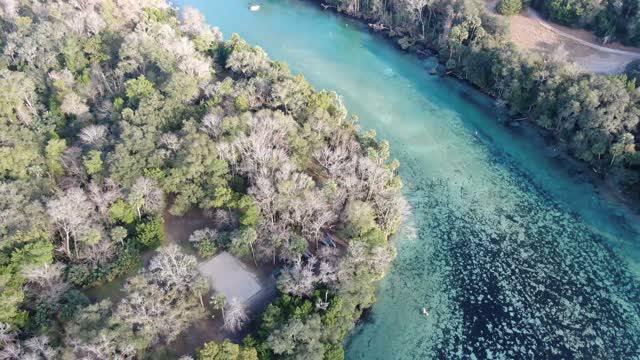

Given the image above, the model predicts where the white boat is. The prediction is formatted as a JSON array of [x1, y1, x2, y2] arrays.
[[249, 4, 260, 11]]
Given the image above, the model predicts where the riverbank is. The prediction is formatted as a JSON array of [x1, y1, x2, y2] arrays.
[[311, 0, 640, 211]]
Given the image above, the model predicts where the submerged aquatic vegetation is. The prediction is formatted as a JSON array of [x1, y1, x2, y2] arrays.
[[353, 138, 640, 358]]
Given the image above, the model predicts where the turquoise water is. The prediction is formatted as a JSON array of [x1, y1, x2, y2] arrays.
[[177, 0, 640, 357]]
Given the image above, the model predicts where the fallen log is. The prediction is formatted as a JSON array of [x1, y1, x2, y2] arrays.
[[368, 23, 387, 31]]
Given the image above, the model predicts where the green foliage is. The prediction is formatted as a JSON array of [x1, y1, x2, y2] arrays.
[[0, 239, 53, 328], [236, 195, 259, 227], [108, 200, 136, 225], [110, 226, 128, 244], [0, 286, 28, 328], [125, 75, 156, 105], [144, 7, 178, 24], [83, 150, 103, 175], [189, 228, 219, 257], [45, 138, 67, 178], [163, 121, 230, 215], [66, 264, 92, 287], [60, 290, 90, 321], [229, 227, 257, 259], [198, 339, 259, 360], [625, 59, 640, 85], [234, 95, 250, 112], [134, 216, 165, 248], [259, 294, 315, 338], [288, 234, 309, 257], [343, 201, 387, 247], [496, 0, 522, 15], [113, 97, 125, 111], [30, 300, 55, 331], [67, 245, 141, 287], [195, 240, 218, 258], [62, 37, 89, 74], [323, 344, 345, 360]]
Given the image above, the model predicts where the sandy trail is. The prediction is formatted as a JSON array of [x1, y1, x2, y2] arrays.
[[487, 2, 640, 74]]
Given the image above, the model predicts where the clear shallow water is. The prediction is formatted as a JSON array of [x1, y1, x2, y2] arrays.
[[177, 0, 640, 357]]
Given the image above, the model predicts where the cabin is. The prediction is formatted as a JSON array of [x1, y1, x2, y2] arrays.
[[198, 251, 266, 303]]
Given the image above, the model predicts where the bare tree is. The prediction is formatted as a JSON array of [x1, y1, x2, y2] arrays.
[[374, 192, 412, 235], [80, 125, 108, 148], [0, 324, 57, 360], [128, 176, 164, 218], [201, 109, 224, 139], [181, 6, 207, 36], [147, 244, 199, 291], [313, 146, 350, 176], [46, 187, 94, 259], [160, 133, 181, 153], [70, 333, 134, 360], [0, 323, 13, 345], [48, 69, 75, 90], [60, 92, 90, 118], [0, 0, 18, 19], [88, 178, 121, 218], [61, 147, 87, 185], [22, 263, 70, 303], [284, 190, 336, 248], [279, 257, 317, 297], [189, 228, 218, 244], [223, 297, 248, 332], [23, 336, 57, 359]]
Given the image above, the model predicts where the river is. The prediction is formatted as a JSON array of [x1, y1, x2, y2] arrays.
[[176, 0, 640, 358]]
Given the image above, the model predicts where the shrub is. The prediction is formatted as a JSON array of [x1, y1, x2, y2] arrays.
[[67, 264, 92, 287], [234, 95, 250, 112], [134, 216, 165, 248], [497, 0, 522, 15], [66, 245, 141, 287], [198, 339, 258, 360], [625, 59, 640, 86], [102, 245, 141, 282], [60, 290, 90, 321], [29, 300, 54, 331], [189, 228, 219, 258], [108, 200, 136, 225]]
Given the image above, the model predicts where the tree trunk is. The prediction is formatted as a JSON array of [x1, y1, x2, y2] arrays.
[[249, 241, 257, 266], [73, 235, 79, 259], [64, 231, 72, 258]]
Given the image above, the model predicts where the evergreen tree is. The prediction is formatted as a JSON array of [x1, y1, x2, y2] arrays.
[[497, 0, 522, 15]]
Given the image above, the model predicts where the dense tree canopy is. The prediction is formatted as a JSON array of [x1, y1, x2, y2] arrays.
[[0, 0, 407, 358], [323, 0, 640, 199]]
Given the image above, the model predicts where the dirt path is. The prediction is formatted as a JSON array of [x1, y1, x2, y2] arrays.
[[525, 8, 640, 57], [487, 2, 640, 74]]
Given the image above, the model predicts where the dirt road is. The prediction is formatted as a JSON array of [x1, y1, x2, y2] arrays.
[[488, 3, 640, 74]]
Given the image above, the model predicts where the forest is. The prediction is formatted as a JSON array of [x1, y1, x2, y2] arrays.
[[0, 0, 408, 359], [323, 0, 640, 202]]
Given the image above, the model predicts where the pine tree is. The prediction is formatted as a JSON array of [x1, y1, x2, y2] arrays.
[[497, 0, 522, 15]]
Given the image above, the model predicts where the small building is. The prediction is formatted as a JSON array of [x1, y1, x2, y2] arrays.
[[197, 251, 264, 303]]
